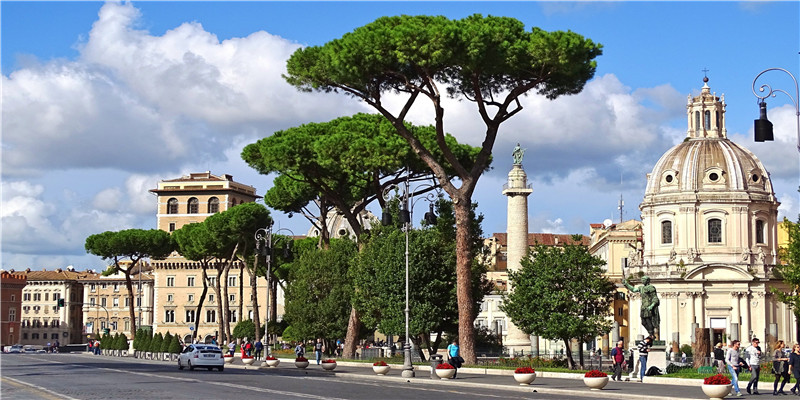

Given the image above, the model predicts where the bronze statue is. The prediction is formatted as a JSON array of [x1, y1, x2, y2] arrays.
[[623, 276, 660, 340], [512, 143, 525, 165]]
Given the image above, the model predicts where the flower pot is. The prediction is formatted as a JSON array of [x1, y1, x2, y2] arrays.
[[701, 384, 732, 400], [321, 361, 337, 371], [224, 356, 234, 364], [295, 361, 309, 369], [265, 359, 280, 368], [373, 365, 391, 375], [583, 376, 609, 390], [513, 372, 536, 385], [435, 368, 456, 379], [242, 357, 255, 366]]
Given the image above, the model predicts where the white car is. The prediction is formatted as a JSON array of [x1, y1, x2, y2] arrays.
[[178, 344, 224, 371], [7, 345, 23, 353]]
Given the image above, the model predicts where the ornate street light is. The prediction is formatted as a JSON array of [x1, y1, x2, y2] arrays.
[[751, 67, 800, 152], [382, 172, 440, 378], [255, 224, 294, 358]]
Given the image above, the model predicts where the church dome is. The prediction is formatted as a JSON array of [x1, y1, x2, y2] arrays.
[[644, 79, 775, 200]]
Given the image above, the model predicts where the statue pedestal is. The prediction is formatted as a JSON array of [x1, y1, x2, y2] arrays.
[[626, 345, 667, 382]]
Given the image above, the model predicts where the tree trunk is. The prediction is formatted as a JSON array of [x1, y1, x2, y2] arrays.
[[453, 199, 476, 363], [563, 337, 576, 370], [250, 257, 261, 343], [578, 340, 585, 369], [193, 266, 209, 343], [222, 263, 232, 342], [123, 262, 138, 340], [213, 264, 225, 343], [239, 260, 244, 326], [343, 307, 361, 358], [270, 279, 278, 322], [693, 327, 710, 369]]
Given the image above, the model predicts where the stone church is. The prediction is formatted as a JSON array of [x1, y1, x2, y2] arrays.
[[625, 77, 791, 350]]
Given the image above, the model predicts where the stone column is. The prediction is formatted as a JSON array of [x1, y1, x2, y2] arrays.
[[696, 291, 706, 328], [502, 163, 533, 352], [731, 292, 742, 341], [742, 291, 751, 342]]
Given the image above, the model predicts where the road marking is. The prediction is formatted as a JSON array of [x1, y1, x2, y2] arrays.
[[1, 376, 80, 400]]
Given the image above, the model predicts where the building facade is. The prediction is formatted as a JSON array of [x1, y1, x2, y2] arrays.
[[80, 267, 154, 339], [1, 271, 27, 346]]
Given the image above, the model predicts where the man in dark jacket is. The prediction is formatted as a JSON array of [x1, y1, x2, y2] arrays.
[[611, 341, 626, 381]]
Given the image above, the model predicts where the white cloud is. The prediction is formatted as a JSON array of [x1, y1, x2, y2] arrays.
[[92, 187, 122, 210]]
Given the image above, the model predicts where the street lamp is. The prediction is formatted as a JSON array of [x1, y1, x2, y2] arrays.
[[751, 67, 800, 152], [382, 172, 440, 379], [255, 224, 294, 358]]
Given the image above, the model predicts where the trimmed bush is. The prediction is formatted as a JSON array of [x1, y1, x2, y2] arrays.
[[118, 333, 129, 351], [162, 332, 173, 353], [168, 334, 182, 354], [150, 333, 164, 353]]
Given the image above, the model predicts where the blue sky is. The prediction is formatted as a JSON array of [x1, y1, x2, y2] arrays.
[[2, 1, 799, 270]]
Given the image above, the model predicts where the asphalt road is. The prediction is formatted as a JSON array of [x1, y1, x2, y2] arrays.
[[0, 353, 624, 400]]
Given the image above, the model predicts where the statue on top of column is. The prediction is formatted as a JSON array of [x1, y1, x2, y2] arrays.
[[623, 275, 660, 340], [512, 143, 525, 165]]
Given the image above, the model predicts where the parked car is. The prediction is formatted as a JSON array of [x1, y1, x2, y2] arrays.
[[8, 345, 23, 353], [178, 344, 224, 371], [23, 346, 38, 354]]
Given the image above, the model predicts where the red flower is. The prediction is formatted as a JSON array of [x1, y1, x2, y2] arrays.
[[703, 374, 732, 385], [266, 356, 277, 360], [436, 363, 455, 369], [515, 367, 536, 374], [322, 359, 336, 363], [584, 369, 608, 378], [242, 355, 254, 359], [223, 354, 233, 357], [295, 356, 308, 362], [373, 361, 388, 366]]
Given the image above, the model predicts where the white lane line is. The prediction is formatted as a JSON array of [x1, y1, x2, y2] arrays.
[[1, 375, 81, 400]]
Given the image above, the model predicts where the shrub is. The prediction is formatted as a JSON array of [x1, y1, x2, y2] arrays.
[[168, 334, 182, 354], [514, 367, 536, 374], [150, 333, 163, 353], [118, 333, 129, 351], [584, 370, 607, 378], [140, 330, 152, 352], [680, 344, 693, 357], [703, 374, 731, 385], [162, 332, 173, 353]]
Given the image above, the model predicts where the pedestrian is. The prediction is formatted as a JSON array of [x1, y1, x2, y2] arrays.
[[447, 339, 462, 379], [314, 338, 324, 364], [244, 340, 253, 357], [789, 343, 800, 395], [637, 336, 652, 382], [295, 341, 305, 358], [227, 340, 236, 357], [610, 340, 625, 381], [211, 336, 218, 345], [713, 342, 725, 374], [773, 340, 790, 395], [255, 340, 263, 360], [54, 340, 59, 353], [726, 340, 744, 397], [680, 351, 687, 363], [745, 337, 763, 395]]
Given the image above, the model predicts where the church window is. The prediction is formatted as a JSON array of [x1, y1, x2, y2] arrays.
[[167, 198, 178, 214], [755, 220, 765, 244], [694, 111, 700, 131], [661, 221, 672, 244], [704, 111, 711, 130], [708, 219, 722, 243], [752, 174, 759, 182], [715, 111, 720, 129], [187, 198, 199, 214], [709, 172, 719, 182], [665, 174, 673, 183], [208, 197, 219, 214]]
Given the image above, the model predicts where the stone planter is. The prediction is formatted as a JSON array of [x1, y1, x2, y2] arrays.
[[265, 359, 280, 368], [701, 384, 732, 400], [583, 376, 609, 390], [513, 372, 536, 385], [435, 368, 456, 379], [224, 356, 234, 364], [242, 357, 256, 366], [145, 352, 152, 360], [372, 365, 391, 375], [295, 360, 310, 369], [321, 361, 337, 371]]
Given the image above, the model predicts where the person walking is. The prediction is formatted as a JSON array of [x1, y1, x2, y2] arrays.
[[789, 344, 800, 395], [610, 340, 625, 381], [314, 338, 324, 364], [713, 343, 726, 374], [773, 340, 790, 395], [254, 340, 263, 360], [745, 337, 763, 395], [227, 340, 236, 357], [295, 341, 305, 358], [726, 340, 745, 397], [447, 339, 462, 379], [637, 336, 652, 382]]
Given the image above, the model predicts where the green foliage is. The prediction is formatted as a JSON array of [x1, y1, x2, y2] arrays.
[[773, 217, 800, 317], [118, 333, 129, 351], [680, 344, 693, 357], [100, 333, 110, 350], [133, 328, 143, 351], [281, 325, 301, 342], [501, 238, 615, 369], [496, 355, 569, 369], [268, 320, 288, 336], [140, 329, 152, 352], [161, 332, 173, 353], [168, 334, 182, 354], [232, 319, 264, 340], [284, 239, 357, 340], [150, 333, 164, 353]]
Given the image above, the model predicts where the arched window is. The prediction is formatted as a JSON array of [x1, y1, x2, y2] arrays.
[[704, 110, 711, 130], [187, 198, 199, 214], [208, 197, 219, 214], [694, 111, 700, 131], [167, 198, 178, 214], [715, 111, 720, 129], [708, 218, 722, 243], [755, 220, 765, 244], [661, 221, 672, 244]]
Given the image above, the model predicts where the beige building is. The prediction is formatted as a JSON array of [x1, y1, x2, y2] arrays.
[[80, 266, 154, 339], [17, 267, 94, 345]]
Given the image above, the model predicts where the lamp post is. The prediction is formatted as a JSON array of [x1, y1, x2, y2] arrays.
[[751, 67, 800, 153], [382, 172, 440, 379], [255, 224, 294, 358]]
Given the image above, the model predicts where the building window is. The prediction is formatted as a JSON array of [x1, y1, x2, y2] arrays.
[[45, 293, 49, 301], [34, 293, 41, 301], [756, 220, 765, 244], [9, 308, 16, 322], [188, 294, 194, 303], [90, 284, 96, 292], [52, 319, 59, 327], [166, 276, 175, 287], [708, 218, 722, 243], [113, 283, 119, 292], [208, 276, 217, 286], [124, 320, 130, 331], [24, 293, 31, 301], [125, 298, 129, 307], [206, 310, 216, 323], [208, 294, 215, 303], [186, 310, 196, 323], [167, 294, 174, 303], [136, 297, 141, 307], [169, 222, 176, 232], [228, 276, 236, 287], [229, 310, 237, 323], [53, 293, 60, 301], [10, 294, 15, 302], [167, 198, 179, 214], [187, 276, 195, 287], [661, 220, 672, 244], [32, 333, 39, 340], [101, 297, 107, 307], [113, 298, 119, 307], [101, 283, 107, 289], [704, 110, 711, 130], [165, 310, 175, 323], [695, 111, 700, 131], [208, 197, 219, 214], [90, 297, 96, 306], [229, 294, 235, 303], [188, 197, 199, 214]]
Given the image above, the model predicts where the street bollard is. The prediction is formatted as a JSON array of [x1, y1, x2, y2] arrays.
[[430, 354, 443, 379]]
